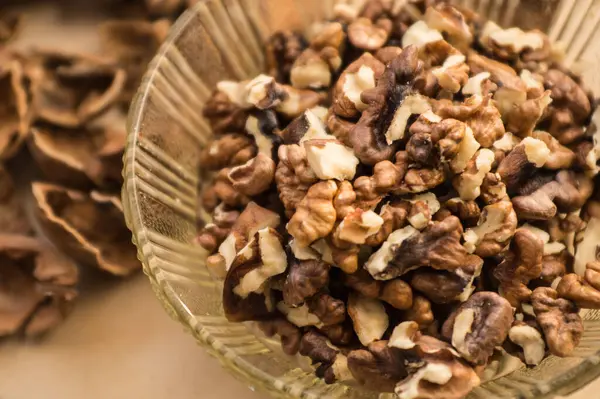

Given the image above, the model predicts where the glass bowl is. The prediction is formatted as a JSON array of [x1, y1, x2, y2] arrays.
[[123, 1, 600, 398]]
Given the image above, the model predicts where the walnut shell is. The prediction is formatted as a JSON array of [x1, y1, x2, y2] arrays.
[[28, 121, 125, 190], [0, 56, 31, 160], [32, 182, 139, 276], [0, 234, 78, 337], [0, 165, 31, 235], [25, 50, 126, 127], [99, 19, 169, 104]]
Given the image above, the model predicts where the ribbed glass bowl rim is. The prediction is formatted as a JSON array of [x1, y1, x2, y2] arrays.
[[122, 2, 600, 398]]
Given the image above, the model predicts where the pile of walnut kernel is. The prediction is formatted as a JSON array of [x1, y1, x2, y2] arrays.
[[197, 1, 600, 398], [0, 0, 192, 338]]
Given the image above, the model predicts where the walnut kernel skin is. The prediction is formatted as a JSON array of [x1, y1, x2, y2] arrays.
[[532, 287, 583, 357]]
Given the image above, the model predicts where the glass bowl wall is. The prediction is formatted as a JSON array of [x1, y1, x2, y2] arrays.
[[123, 1, 600, 398]]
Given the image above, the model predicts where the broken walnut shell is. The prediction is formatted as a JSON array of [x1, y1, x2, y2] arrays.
[[32, 182, 139, 276], [28, 122, 125, 190], [25, 50, 126, 128], [0, 234, 78, 337], [99, 19, 170, 104]]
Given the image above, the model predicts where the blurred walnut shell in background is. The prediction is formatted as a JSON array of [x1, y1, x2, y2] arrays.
[[0, 165, 31, 235], [0, 234, 78, 337], [99, 19, 170, 104], [0, 58, 31, 160], [25, 50, 126, 128], [145, 0, 186, 17], [32, 182, 140, 276], [0, 11, 21, 45], [28, 122, 125, 190]]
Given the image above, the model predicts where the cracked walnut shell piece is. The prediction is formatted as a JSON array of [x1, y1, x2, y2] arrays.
[[25, 49, 126, 128], [31, 182, 139, 276], [28, 121, 126, 190], [0, 57, 30, 160], [0, 234, 78, 337]]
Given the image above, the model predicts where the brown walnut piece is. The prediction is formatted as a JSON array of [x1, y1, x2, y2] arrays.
[[410, 253, 482, 304], [556, 262, 600, 309], [443, 198, 480, 227], [532, 130, 575, 170], [217, 202, 281, 271], [258, 318, 302, 356], [544, 69, 591, 122], [32, 182, 139, 276], [28, 121, 127, 190], [307, 292, 346, 326], [348, 17, 392, 51], [283, 258, 330, 307], [532, 287, 583, 357], [504, 91, 552, 138], [299, 329, 347, 384], [222, 227, 286, 322], [349, 45, 423, 165], [347, 341, 407, 392], [432, 94, 505, 148], [196, 205, 240, 253], [461, 199, 518, 258], [228, 153, 275, 196], [332, 53, 386, 119], [494, 228, 544, 307], [424, 4, 473, 50], [441, 292, 514, 365], [393, 330, 481, 399], [402, 295, 434, 329], [212, 168, 250, 207], [320, 323, 355, 346], [265, 30, 307, 84], [275, 144, 318, 217], [0, 234, 78, 337], [366, 201, 410, 246], [497, 137, 549, 193], [371, 216, 480, 280], [512, 171, 593, 220], [353, 152, 408, 208], [202, 89, 250, 135], [538, 250, 569, 286]]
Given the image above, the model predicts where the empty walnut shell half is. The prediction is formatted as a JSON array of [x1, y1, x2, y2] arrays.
[[32, 182, 139, 276], [25, 49, 126, 128], [99, 19, 170, 104], [0, 165, 31, 235], [0, 234, 78, 337], [0, 57, 31, 160], [28, 121, 125, 190], [0, 12, 21, 44]]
